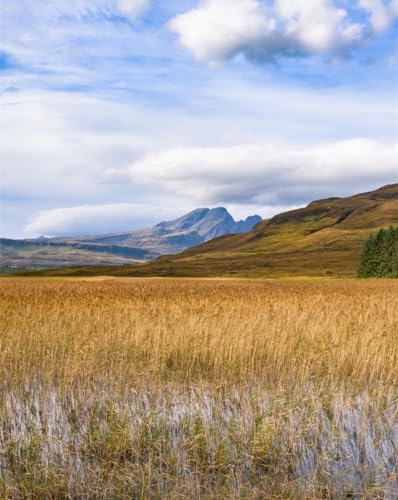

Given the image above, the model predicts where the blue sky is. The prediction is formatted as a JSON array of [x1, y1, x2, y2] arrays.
[[0, 0, 397, 237]]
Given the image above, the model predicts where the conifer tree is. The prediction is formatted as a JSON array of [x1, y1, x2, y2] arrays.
[[357, 234, 376, 278], [392, 227, 398, 278], [357, 227, 398, 278]]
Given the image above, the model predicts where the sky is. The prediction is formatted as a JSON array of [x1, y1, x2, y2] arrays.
[[0, 0, 397, 238]]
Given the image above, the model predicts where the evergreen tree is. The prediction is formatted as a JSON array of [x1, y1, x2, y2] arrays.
[[357, 234, 376, 278], [381, 227, 396, 277], [392, 228, 398, 278], [357, 227, 398, 278]]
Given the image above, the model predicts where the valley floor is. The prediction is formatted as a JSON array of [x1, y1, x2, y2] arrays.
[[1, 278, 398, 498]]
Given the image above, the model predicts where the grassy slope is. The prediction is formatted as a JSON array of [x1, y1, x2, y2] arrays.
[[18, 183, 398, 278]]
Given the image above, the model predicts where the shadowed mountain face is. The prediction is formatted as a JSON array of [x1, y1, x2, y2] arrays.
[[0, 209, 261, 270], [46, 183, 398, 278]]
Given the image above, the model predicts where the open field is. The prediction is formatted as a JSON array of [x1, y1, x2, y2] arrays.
[[1, 278, 398, 498]]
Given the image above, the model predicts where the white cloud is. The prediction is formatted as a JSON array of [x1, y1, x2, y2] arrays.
[[169, 0, 396, 64], [276, 0, 362, 53], [359, 0, 397, 32], [116, 0, 150, 19], [169, 0, 283, 64], [24, 203, 179, 237], [128, 139, 398, 205]]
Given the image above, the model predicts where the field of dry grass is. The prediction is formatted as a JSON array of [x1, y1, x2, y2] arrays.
[[1, 278, 398, 498]]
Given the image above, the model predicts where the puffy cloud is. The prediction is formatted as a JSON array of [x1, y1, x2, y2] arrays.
[[276, 0, 362, 53], [25, 203, 180, 237], [116, 0, 150, 19], [168, 0, 283, 63], [359, 0, 397, 32], [169, 0, 397, 64], [128, 139, 398, 205]]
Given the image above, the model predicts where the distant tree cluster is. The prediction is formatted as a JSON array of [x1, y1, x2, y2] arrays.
[[357, 227, 398, 278]]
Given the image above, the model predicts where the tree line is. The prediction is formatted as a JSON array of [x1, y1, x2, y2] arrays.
[[357, 226, 398, 278]]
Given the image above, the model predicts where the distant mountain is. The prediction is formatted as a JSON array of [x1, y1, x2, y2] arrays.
[[0, 208, 261, 270], [37, 183, 398, 278], [71, 208, 262, 255]]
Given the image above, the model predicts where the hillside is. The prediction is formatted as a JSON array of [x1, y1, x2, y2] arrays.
[[0, 208, 261, 271], [0, 239, 154, 271], [31, 183, 398, 278]]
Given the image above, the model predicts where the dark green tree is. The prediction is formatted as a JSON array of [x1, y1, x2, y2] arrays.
[[381, 227, 396, 277], [357, 234, 377, 278], [357, 226, 398, 278], [392, 227, 398, 278]]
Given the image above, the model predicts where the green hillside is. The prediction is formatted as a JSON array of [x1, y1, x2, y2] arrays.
[[18, 183, 398, 278]]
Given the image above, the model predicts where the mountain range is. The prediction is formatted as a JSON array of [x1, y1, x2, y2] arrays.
[[29, 183, 398, 278], [0, 208, 261, 270]]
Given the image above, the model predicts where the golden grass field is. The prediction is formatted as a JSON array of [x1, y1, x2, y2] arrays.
[[1, 278, 398, 498]]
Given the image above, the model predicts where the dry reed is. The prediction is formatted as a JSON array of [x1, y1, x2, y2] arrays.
[[0, 278, 397, 498]]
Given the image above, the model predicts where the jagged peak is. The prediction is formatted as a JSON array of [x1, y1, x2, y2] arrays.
[[209, 207, 229, 214]]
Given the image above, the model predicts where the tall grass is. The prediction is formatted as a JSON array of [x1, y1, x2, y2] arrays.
[[1, 278, 398, 498]]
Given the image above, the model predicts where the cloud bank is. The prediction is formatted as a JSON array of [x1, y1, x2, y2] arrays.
[[129, 139, 398, 205], [25, 203, 179, 237], [169, 0, 398, 63]]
